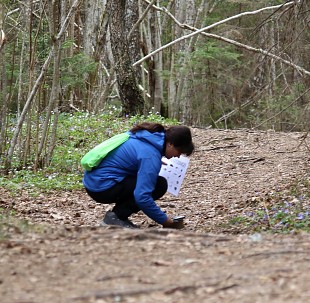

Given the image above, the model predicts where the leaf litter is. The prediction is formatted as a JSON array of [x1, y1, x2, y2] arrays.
[[0, 128, 309, 303]]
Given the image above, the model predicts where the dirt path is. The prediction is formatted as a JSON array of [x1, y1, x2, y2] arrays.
[[0, 128, 309, 303]]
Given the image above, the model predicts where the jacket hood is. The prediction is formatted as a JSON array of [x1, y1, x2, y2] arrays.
[[129, 130, 165, 154]]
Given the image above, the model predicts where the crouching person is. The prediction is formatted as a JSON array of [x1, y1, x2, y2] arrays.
[[83, 122, 194, 229]]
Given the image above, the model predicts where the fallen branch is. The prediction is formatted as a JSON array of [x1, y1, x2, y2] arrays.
[[201, 145, 238, 151], [296, 132, 309, 152], [97, 274, 132, 282], [244, 250, 309, 259], [235, 157, 265, 163], [71, 281, 238, 301]]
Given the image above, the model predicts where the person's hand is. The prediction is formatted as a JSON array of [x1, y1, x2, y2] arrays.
[[162, 217, 185, 229]]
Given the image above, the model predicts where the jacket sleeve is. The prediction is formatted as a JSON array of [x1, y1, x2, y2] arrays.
[[133, 155, 168, 224]]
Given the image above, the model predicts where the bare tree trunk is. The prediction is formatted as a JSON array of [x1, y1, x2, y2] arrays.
[[167, 5, 178, 119], [83, 0, 105, 57], [22, 0, 35, 167], [153, 3, 163, 114], [144, 1, 163, 114], [179, 0, 206, 124], [35, 0, 62, 169], [169, 0, 197, 122], [4, 0, 80, 172], [126, 0, 142, 83], [58, 0, 76, 110], [108, 0, 144, 115], [0, 2, 7, 159], [83, 0, 109, 111], [21, 0, 47, 167]]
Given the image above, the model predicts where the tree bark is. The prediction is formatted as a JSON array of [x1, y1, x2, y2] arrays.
[[0, 3, 7, 158], [108, 0, 144, 115], [152, 3, 163, 114]]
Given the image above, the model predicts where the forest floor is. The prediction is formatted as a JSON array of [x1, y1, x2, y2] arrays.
[[0, 127, 310, 303]]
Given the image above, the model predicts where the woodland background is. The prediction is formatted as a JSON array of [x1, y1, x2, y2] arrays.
[[0, 3, 310, 300], [0, 0, 309, 173]]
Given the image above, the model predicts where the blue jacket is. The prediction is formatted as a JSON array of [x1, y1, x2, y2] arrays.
[[83, 130, 168, 224]]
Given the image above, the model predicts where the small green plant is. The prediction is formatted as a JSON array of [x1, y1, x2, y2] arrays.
[[229, 179, 310, 233], [229, 216, 249, 225]]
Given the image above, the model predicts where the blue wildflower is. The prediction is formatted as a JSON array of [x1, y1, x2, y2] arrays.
[[297, 213, 304, 220], [284, 201, 292, 207]]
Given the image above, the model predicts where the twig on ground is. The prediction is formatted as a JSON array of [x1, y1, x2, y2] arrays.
[[97, 274, 133, 282], [295, 132, 310, 152], [199, 145, 239, 151], [244, 250, 309, 259], [71, 281, 238, 301], [235, 157, 265, 163]]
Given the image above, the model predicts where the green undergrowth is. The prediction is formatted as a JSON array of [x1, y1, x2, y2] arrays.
[[224, 179, 310, 234], [1, 108, 178, 196]]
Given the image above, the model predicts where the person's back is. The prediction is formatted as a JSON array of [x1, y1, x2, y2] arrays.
[[83, 122, 194, 229], [83, 130, 165, 193]]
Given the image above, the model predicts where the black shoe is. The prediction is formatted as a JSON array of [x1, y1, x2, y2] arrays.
[[123, 218, 140, 229], [101, 211, 139, 229]]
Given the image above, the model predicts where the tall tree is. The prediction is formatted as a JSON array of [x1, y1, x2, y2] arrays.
[[0, 3, 7, 158], [107, 0, 144, 115], [83, 0, 111, 112], [166, 0, 198, 122]]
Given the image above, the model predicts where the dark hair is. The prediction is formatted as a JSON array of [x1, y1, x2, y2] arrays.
[[166, 125, 194, 156], [130, 122, 165, 133], [130, 122, 194, 156]]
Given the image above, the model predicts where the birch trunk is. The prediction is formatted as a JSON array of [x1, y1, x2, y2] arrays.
[[179, 0, 206, 124], [152, 2, 163, 113], [0, 3, 7, 158], [169, 0, 197, 122], [167, 4, 178, 119]]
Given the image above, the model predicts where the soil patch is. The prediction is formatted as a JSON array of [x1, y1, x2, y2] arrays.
[[0, 128, 309, 302]]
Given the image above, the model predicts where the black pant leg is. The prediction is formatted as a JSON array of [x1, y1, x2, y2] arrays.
[[113, 176, 168, 220], [85, 176, 168, 220], [152, 176, 168, 200], [112, 176, 138, 219]]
